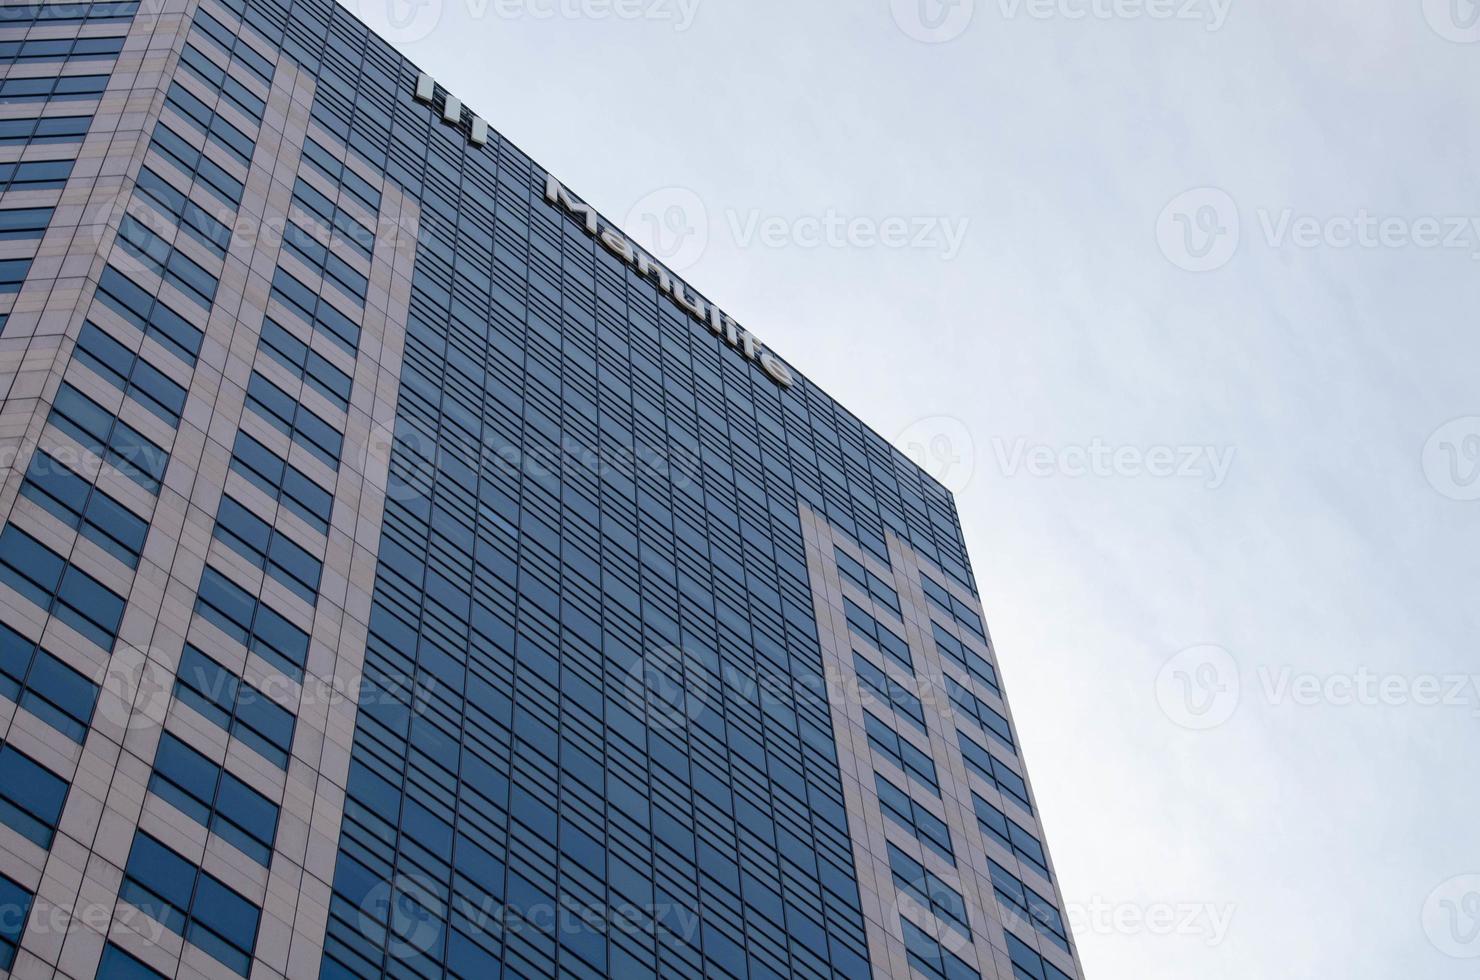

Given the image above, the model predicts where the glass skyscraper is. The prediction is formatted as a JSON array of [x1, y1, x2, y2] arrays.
[[0, 0, 1083, 977]]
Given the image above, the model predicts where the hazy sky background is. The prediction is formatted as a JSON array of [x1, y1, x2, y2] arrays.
[[342, 1, 1480, 975]]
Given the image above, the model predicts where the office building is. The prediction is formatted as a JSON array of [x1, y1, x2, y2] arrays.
[[0, 0, 1083, 976]]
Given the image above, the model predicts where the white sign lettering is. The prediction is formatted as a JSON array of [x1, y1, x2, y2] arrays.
[[544, 176, 795, 388]]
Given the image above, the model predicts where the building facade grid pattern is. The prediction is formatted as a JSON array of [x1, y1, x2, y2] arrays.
[[0, 0, 1082, 977]]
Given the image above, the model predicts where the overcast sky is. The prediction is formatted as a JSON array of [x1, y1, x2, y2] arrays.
[[344, 1, 1480, 975]]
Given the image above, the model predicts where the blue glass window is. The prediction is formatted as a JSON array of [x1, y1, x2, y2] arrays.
[[875, 772, 954, 865], [844, 597, 913, 672], [933, 620, 1000, 695], [177, 44, 264, 124], [0, 36, 125, 65], [947, 676, 1015, 753], [989, 859, 1070, 954], [0, 258, 30, 294], [133, 166, 233, 259], [299, 137, 379, 213], [195, 566, 309, 679], [162, 82, 253, 167], [228, 431, 333, 533], [957, 729, 1031, 812], [0, 743, 68, 848], [1005, 929, 1074, 980], [96, 265, 204, 365], [0, 623, 98, 743], [0, 874, 32, 970], [245, 371, 343, 469], [835, 546, 901, 617], [97, 942, 168, 978], [864, 711, 939, 797], [973, 793, 1050, 880], [119, 832, 260, 976], [922, 570, 988, 643], [190, 7, 274, 85], [854, 651, 927, 734], [270, 267, 359, 354], [0, 207, 53, 240], [213, 494, 322, 604], [899, 918, 979, 980], [148, 733, 278, 864], [173, 645, 295, 768], [114, 214, 218, 310], [147, 120, 243, 209], [0, 114, 90, 145], [0, 74, 108, 104], [0, 524, 126, 651], [0, 2, 138, 27], [888, 844, 972, 940], [48, 382, 169, 493], [73, 321, 188, 427], [0, 159, 72, 192], [258, 317, 352, 410]]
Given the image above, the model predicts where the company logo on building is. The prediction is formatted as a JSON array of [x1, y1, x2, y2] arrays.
[[410, 75, 794, 389], [413, 72, 489, 146], [544, 176, 796, 388]]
